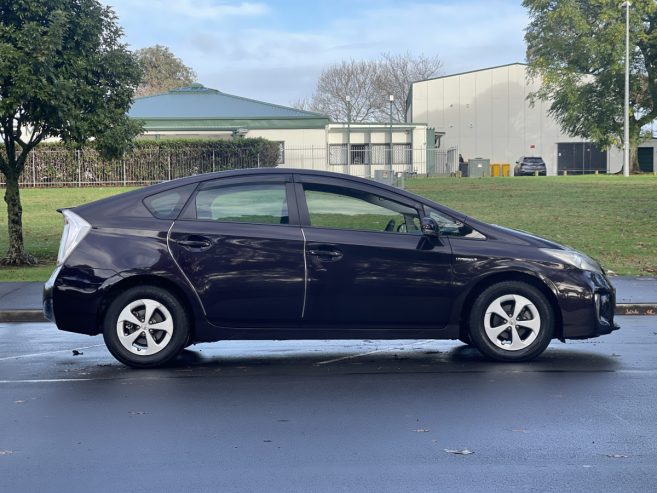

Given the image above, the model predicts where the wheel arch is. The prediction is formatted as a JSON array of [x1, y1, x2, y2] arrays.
[[97, 274, 198, 342], [458, 271, 563, 342]]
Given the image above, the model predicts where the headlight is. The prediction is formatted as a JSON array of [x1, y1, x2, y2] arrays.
[[541, 248, 602, 273], [57, 210, 91, 265]]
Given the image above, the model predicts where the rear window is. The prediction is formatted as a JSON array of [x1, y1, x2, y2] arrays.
[[143, 184, 196, 219], [524, 157, 545, 164]]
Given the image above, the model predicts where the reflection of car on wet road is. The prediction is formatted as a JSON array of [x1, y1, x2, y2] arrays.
[[44, 168, 617, 368]]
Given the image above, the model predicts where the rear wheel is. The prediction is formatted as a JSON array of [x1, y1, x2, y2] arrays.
[[468, 281, 554, 362], [103, 286, 190, 368]]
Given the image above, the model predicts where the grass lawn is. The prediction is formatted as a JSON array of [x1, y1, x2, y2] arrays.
[[0, 175, 656, 281]]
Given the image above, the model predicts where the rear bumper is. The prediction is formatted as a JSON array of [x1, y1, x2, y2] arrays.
[[517, 169, 546, 176], [42, 266, 61, 323]]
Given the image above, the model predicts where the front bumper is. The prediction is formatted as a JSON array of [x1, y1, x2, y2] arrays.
[[558, 270, 619, 340]]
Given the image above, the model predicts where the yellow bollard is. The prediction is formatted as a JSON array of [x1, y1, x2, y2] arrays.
[[534, 170, 539, 177], [563, 170, 568, 176]]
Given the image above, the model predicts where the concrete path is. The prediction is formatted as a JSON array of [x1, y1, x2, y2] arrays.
[[1, 276, 656, 322]]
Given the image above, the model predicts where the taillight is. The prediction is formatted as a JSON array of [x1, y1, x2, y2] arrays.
[[56, 210, 91, 265]]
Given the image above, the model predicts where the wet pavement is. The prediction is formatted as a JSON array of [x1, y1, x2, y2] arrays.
[[1, 317, 656, 492]]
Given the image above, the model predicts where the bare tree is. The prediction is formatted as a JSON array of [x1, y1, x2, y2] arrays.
[[377, 52, 443, 122], [297, 60, 383, 122], [295, 53, 442, 122], [134, 45, 197, 97]]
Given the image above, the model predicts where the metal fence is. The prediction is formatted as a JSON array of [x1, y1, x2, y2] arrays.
[[0, 147, 273, 188], [278, 146, 459, 187], [0, 145, 458, 188]]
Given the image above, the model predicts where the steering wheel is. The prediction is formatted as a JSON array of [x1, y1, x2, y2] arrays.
[[384, 219, 396, 232]]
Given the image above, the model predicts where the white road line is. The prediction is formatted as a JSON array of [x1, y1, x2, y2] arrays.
[[0, 344, 104, 362], [0, 378, 96, 383], [314, 340, 434, 366]]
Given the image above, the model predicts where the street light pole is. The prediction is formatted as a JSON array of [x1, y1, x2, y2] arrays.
[[346, 95, 351, 175], [388, 94, 394, 171], [622, 1, 631, 177]]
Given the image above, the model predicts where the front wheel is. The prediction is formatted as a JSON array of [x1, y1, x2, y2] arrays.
[[468, 281, 554, 362], [103, 286, 190, 368]]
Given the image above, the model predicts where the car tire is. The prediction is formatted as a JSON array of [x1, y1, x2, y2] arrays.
[[468, 281, 554, 362], [103, 286, 190, 368]]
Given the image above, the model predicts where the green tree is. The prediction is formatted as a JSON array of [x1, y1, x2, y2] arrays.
[[524, 0, 657, 172], [0, 0, 142, 265], [134, 45, 197, 97]]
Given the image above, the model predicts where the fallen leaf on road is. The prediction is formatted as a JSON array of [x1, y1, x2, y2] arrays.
[[72, 350, 83, 356], [444, 448, 474, 455], [413, 429, 430, 433], [128, 411, 150, 416], [14, 400, 25, 404], [0, 450, 14, 456], [512, 429, 528, 433], [606, 454, 628, 459]]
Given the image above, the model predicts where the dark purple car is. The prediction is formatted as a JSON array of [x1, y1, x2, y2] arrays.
[[44, 169, 618, 368]]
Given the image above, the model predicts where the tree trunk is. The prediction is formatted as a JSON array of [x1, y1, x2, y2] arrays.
[[2, 171, 36, 265], [630, 145, 640, 174]]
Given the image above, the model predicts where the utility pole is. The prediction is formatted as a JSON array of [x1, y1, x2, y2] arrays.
[[388, 94, 394, 171], [346, 95, 351, 175], [622, 1, 631, 177]]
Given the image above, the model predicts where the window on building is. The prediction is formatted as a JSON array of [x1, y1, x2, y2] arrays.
[[350, 144, 370, 165], [304, 184, 421, 234], [393, 144, 412, 165], [195, 183, 289, 224], [371, 144, 389, 165]]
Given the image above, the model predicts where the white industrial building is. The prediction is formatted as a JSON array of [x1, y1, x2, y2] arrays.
[[406, 63, 655, 175]]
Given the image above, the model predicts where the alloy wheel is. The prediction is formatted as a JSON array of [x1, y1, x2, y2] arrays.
[[116, 298, 174, 356], [483, 294, 541, 351]]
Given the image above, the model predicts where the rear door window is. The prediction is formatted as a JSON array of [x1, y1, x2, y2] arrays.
[[194, 183, 290, 225]]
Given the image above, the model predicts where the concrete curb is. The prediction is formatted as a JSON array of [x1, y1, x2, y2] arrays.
[[0, 310, 47, 323], [615, 304, 657, 316], [1, 304, 656, 324]]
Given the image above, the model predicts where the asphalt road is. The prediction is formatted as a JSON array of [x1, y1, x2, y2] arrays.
[[1, 317, 656, 492]]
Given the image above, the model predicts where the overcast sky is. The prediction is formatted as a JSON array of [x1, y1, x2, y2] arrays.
[[104, 0, 529, 105]]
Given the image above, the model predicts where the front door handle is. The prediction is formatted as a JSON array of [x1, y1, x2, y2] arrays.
[[308, 249, 343, 261]]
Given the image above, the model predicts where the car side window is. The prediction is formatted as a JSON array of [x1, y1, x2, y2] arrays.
[[143, 184, 197, 220], [426, 207, 486, 239], [194, 183, 289, 225], [303, 184, 421, 234]]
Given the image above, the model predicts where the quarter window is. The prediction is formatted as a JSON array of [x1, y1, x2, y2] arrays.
[[143, 184, 196, 220], [303, 184, 420, 234], [195, 183, 289, 224], [426, 207, 485, 239]]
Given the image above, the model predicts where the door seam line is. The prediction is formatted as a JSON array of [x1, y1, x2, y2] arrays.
[[166, 221, 208, 316], [301, 228, 308, 319]]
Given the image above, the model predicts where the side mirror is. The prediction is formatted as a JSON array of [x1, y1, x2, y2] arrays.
[[421, 217, 440, 238]]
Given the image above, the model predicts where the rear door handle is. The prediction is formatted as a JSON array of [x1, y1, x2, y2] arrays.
[[175, 236, 212, 250], [308, 249, 343, 261]]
